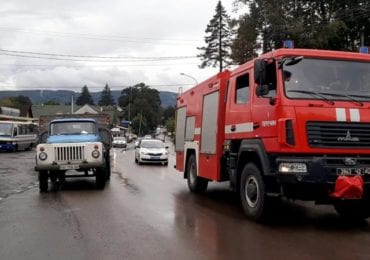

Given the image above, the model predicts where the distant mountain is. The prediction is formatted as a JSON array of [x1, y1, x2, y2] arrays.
[[0, 90, 177, 107]]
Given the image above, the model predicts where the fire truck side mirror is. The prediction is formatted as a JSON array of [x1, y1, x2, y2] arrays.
[[255, 85, 270, 97], [254, 59, 267, 85]]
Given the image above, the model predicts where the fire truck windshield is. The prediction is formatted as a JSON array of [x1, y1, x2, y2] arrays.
[[283, 58, 370, 102]]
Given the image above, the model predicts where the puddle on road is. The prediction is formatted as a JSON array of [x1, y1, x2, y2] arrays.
[[113, 170, 141, 195]]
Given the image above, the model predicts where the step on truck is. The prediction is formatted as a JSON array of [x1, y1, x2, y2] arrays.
[[35, 114, 112, 192], [175, 48, 370, 221]]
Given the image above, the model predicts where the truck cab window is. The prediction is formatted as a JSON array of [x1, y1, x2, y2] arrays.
[[235, 73, 249, 104], [260, 62, 277, 98]]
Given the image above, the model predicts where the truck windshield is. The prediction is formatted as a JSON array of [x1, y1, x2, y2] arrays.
[[284, 58, 370, 102], [0, 122, 12, 136], [50, 122, 96, 135]]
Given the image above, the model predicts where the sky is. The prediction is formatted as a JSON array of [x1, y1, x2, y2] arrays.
[[0, 0, 241, 93]]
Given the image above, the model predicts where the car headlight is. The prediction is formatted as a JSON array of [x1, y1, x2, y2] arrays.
[[279, 163, 307, 173], [141, 151, 148, 155], [92, 150, 100, 158], [39, 152, 47, 161]]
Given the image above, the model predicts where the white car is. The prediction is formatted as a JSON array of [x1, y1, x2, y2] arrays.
[[112, 137, 127, 148], [135, 139, 168, 165]]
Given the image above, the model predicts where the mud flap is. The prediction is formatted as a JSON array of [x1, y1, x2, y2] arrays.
[[331, 175, 364, 199]]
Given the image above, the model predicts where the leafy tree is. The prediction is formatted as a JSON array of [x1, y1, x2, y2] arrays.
[[161, 106, 175, 125], [118, 83, 161, 135], [198, 0, 234, 72], [98, 83, 115, 106], [165, 117, 175, 134], [76, 85, 94, 106], [232, 0, 370, 58], [0, 95, 32, 107]]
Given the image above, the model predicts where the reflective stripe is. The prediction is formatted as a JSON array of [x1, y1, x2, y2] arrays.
[[336, 108, 346, 121], [225, 122, 253, 134], [349, 109, 360, 122], [194, 128, 201, 135]]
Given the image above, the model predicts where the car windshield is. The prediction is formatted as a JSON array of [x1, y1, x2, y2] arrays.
[[140, 140, 164, 149], [50, 121, 96, 135], [0, 122, 12, 136], [114, 137, 126, 141], [284, 58, 370, 102]]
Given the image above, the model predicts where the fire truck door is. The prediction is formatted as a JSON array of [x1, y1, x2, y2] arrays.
[[225, 72, 253, 140]]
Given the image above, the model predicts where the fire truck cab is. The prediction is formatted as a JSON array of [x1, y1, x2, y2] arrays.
[[176, 48, 370, 221]]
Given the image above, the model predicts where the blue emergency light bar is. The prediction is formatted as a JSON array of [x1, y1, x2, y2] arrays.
[[360, 46, 369, 54], [283, 40, 294, 48]]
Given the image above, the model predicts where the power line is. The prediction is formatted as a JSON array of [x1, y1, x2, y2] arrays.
[[0, 27, 202, 45], [0, 48, 198, 62]]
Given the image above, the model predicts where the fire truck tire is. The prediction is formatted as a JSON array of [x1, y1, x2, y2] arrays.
[[96, 168, 106, 189], [240, 163, 270, 221], [334, 200, 370, 220], [39, 171, 48, 192], [187, 154, 208, 193]]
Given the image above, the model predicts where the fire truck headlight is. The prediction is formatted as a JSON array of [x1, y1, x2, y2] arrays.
[[279, 163, 307, 173], [92, 150, 100, 158], [39, 152, 48, 161]]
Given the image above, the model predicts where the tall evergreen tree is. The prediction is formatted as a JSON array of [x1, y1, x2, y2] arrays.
[[98, 83, 115, 106], [198, 0, 234, 72], [76, 85, 94, 106]]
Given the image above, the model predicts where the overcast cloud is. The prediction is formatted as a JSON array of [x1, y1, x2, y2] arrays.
[[0, 0, 236, 93]]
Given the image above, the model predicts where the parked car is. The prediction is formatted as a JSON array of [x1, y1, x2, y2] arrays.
[[135, 139, 168, 165], [113, 136, 127, 148]]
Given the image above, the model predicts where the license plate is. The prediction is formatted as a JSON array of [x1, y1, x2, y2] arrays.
[[60, 165, 79, 170], [336, 168, 370, 175], [150, 156, 160, 160]]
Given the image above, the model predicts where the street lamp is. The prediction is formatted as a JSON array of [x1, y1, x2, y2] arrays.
[[180, 72, 198, 85]]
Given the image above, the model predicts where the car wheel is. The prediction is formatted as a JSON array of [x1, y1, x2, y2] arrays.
[[186, 154, 208, 193]]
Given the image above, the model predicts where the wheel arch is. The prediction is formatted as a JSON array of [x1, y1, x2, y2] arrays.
[[183, 141, 200, 179], [235, 139, 271, 192]]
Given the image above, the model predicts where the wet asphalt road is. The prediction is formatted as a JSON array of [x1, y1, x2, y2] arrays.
[[2, 145, 370, 259]]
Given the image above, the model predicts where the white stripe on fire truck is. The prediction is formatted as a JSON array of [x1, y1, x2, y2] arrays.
[[194, 128, 201, 135], [336, 108, 346, 122], [349, 109, 360, 122], [225, 122, 253, 134]]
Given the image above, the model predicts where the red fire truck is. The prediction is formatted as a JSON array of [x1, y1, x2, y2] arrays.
[[175, 48, 370, 221]]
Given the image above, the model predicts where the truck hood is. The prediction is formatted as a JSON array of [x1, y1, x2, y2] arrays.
[[47, 134, 100, 144]]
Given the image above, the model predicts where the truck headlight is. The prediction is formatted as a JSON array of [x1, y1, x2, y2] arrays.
[[39, 152, 48, 161], [92, 150, 100, 158], [279, 162, 307, 173]]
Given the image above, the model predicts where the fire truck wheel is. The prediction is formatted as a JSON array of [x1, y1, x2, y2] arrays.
[[39, 171, 48, 192], [240, 163, 269, 221], [334, 200, 370, 220], [187, 154, 208, 193], [96, 168, 106, 189]]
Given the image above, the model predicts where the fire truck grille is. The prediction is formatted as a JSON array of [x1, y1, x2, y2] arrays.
[[307, 121, 370, 148], [54, 145, 85, 161]]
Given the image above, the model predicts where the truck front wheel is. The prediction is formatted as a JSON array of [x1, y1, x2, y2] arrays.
[[96, 168, 106, 189], [240, 163, 270, 221], [39, 171, 48, 192], [186, 154, 208, 193]]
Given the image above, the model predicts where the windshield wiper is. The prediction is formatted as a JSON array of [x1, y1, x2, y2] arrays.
[[320, 92, 364, 106], [287, 90, 335, 105]]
